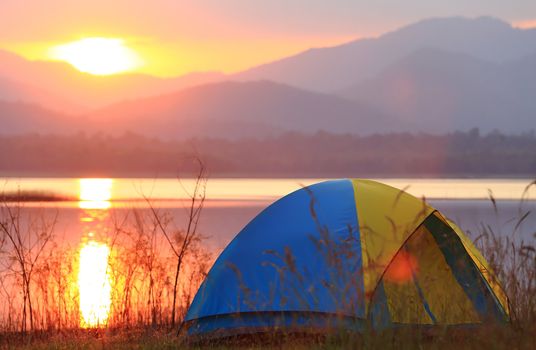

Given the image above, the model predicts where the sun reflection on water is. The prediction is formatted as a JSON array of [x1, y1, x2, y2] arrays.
[[79, 178, 113, 209], [77, 178, 113, 327], [78, 241, 112, 327]]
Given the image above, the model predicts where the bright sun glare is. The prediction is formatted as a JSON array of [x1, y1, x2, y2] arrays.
[[77, 178, 113, 327], [79, 178, 113, 209], [49, 38, 142, 75], [78, 241, 112, 327]]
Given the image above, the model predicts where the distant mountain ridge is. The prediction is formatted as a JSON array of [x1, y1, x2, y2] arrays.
[[1, 16, 535, 137], [0, 80, 398, 138], [86, 80, 397, 138], [235, 16, 536, 92], [338, 47, 536, 133], [236, 17, 536, 92], [0, 49, 225, 112], [0, 100, 78, 134], [0, 75, 82, 113]]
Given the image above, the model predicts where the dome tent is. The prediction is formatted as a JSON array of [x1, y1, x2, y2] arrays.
[[184, 179, 509, 338]]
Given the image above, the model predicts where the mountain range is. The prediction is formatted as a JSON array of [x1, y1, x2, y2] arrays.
[[1, 16, 535, 138]]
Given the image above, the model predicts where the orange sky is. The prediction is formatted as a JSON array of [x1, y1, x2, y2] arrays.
[[6, 34, 358, 77], [1, 1, 534, 77]]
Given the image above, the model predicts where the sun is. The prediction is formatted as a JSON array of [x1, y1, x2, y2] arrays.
[[49, 38, 143, 75]]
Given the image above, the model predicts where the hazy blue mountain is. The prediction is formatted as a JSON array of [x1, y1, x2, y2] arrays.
[[235, 17, 536, 92], [338, 48, 536, 133]]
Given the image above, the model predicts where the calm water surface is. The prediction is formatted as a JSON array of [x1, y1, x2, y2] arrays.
[[2, 177, 535, 202], [1, 178, 534, 251]]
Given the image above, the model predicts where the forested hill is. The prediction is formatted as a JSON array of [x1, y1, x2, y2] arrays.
[[1, 130, 535, 178]]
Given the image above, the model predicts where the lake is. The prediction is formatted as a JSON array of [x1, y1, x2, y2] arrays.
[[1, 177, 534, 252]]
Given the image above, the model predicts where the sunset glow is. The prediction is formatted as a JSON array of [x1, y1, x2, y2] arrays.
[[513, 19, 536, 29], [49, 38, 142, 75], [0, 0, 532, 341], [78, 241, 112, 327]]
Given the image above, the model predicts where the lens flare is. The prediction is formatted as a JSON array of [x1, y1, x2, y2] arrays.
[[384, 251, 418, 283], [78, 241, 112, 327]]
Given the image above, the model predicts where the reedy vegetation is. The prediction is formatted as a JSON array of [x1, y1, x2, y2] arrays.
[[0, 167, 211, 334], [0, 180, 534, 349]]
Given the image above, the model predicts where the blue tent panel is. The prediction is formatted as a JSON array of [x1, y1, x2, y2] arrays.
[[186, 179, 365, 329]]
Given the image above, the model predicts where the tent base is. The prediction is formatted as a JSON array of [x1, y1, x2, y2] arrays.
[[181, 311, 497, 346]]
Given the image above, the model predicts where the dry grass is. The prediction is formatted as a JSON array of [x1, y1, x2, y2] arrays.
[[3, 325, 534, 350], [0, 181, 534, 349]]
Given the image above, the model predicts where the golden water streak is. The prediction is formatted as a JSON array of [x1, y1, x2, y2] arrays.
[[79, 178, 113, 210], [78, 241, 112, 327]]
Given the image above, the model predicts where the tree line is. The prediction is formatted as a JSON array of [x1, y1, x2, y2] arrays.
[[1, 129, 535, 177]]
